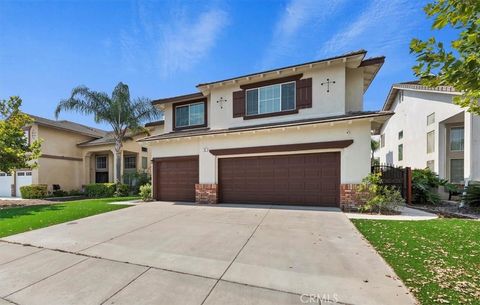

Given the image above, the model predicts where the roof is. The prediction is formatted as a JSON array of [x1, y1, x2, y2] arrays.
[[151, 50, 384, 106], [139, 111, 393, 142], [382, 81, 459, 111], [152, 93, 205, 106], [28, 114, 107, 138], [144, 120, 165, 127]]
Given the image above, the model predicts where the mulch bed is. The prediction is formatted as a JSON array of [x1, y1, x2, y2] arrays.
[[410, 202, 479, 219], [0, 199, 64, 208]]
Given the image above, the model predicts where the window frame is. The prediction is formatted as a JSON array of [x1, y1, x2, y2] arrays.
[[96, 155, 108, 171], [142, 157, 148, 169], [173, 99, 207, 131], [398, 144, 403, 161], [449, 126, 464, 152], [427, 130, 435, 154], [245, 81, 296, 118], [450, 159, 464, 183], [427, 112, 435, 125], [124, 155, 136, 170], [398, 130, 403, 140]]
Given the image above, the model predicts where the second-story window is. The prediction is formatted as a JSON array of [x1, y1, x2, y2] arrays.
[[174, 101, 206, 129], [246, 82, 295, 116]]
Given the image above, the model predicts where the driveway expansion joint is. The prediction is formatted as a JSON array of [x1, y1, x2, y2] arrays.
[[200, 206, 272, 305], [100, 267, 151, 305]]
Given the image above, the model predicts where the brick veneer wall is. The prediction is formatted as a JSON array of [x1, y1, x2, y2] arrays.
[[195, 184, 218, 204], [340, 184, 364, 210]]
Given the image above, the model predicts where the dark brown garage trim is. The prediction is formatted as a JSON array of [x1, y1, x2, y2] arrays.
[[209, 140, 353, 156]]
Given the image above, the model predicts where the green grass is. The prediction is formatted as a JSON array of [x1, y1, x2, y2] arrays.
[[0, 197, 136, 238], [352, 219, 480, 305]]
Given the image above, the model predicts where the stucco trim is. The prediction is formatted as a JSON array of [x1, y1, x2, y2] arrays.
[[40, 154, 83, 162], [209, 140, 353, 156]]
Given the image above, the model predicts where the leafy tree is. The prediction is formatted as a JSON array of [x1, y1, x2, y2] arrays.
[[55, 82, 161, 183], [410, 0, 480, 115], [0, 96, 42, 172]]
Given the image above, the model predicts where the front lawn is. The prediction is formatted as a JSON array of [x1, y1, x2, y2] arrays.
[[352, 219, 480, 305], [0, 197, 135, 238]]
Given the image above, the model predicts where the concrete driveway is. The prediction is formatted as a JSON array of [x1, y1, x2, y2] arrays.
[[0, 202, 416, 305]]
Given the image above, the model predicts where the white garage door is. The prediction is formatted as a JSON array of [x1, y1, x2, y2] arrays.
[[0, 173, 14, 197], [16, 171, 33, 197]]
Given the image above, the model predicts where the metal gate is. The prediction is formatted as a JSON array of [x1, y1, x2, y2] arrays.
[[371, 164, 412, 203]]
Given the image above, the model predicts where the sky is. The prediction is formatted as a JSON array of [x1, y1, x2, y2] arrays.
[[0, 0, 457, 130]]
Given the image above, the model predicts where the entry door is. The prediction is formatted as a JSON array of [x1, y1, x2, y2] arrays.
[[219, 152, 340, 206]]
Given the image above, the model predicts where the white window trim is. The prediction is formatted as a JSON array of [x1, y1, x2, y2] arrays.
[[175, 102, 205, 128], [96, 155, 108, 171], [245, 81, 296, 115], [449, 126, 464, 152]]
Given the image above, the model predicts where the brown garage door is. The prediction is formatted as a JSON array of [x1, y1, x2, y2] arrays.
[[153, 156, 199, 202], [219, 152, 340, 206]]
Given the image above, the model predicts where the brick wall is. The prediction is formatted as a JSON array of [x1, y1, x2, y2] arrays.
[[195, 184, 218, 204], [340, 184, 364, 211]]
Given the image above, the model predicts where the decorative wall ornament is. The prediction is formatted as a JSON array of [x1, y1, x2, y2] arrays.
[[217, 97, 227, 109], [321, 78, 336, 93]]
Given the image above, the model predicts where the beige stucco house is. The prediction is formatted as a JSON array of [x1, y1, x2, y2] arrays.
[[140, 50, 391, 208], [377, 81, 480, 185], [0, 115, 164, 197]]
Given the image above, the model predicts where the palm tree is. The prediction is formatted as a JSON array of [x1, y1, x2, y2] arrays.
[[55, 82, 161, 184], [371, 139, 380, 165]]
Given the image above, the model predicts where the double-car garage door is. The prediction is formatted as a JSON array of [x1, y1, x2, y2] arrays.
[[154, 152, 340, 207]]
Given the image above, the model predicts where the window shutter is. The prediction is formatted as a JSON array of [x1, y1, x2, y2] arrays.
[[296, 78, 312, 109], [232, 90, 245, 117]]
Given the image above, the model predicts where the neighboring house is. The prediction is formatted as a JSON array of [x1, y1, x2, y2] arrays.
[[0, 115, 164, 197], [139, 50, 391, 208], [376, 81, 480, 185]]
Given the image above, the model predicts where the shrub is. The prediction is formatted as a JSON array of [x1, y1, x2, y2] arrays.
[[356, 173, 405, 214], [51, 190, 68, 197], [20, 184, 48, 199], [68, 189, 84, 196], [84, 183, 116, 198], [114, 183, 130, 197], [139, 183, 152, 202], [123, 171, 151, 194], [412, 168, 449, 204], [463, 182, 480, 207]]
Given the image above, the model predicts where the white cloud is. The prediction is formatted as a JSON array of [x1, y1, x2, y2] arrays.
[[318, 0, 421, 57], [260, 0, 345, 68], [157, 8, 228, 76], [120, 3, 228, 77]]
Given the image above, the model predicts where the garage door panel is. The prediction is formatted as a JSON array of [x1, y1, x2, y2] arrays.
[[219, 152, 340, 207], [155, 157, 199, 202]]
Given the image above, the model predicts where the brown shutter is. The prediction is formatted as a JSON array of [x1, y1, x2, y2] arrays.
[[296, 78, 312, 109], [232, 90, 245, 117]]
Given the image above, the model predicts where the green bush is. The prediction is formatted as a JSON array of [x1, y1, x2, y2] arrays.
[[356, 173, 405, 214], [114, 183, 130, 197], [412, 168, 451, 204], [20, 184, 48, 199], [84, 183, 116, 198], [463, 182, 480, 207], [139, 183, 152, 202], [123, 171, 151, 194]]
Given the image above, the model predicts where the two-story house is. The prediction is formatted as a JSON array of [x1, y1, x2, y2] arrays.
[[140, 50, 391, 208], [377, 81, 480, 185]]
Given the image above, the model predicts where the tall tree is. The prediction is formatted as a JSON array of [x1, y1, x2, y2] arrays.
[[0, 96, 42, 172], [55, 82, 161, 184], [410, 0, 480, 115]]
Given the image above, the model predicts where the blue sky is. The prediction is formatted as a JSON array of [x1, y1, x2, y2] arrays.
[[0, 0, 456, 129]]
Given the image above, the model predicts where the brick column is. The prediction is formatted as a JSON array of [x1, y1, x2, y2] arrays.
[[340, 184, 363, 211], [195, 184, 218, 204]]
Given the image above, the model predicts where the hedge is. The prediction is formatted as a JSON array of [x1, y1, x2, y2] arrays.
[[84, 183, 130, 198], [20, 184, 48, 199], [84, 183, 116, 198]]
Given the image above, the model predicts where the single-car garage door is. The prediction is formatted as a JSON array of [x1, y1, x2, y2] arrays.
[[219, 152, 340, 206], [153, 157, 199, 202]]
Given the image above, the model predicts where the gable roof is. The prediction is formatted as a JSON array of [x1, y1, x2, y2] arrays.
[[152, 50, 385, 106], [382, 81, 460, 111], [28, 114, 107, 138]]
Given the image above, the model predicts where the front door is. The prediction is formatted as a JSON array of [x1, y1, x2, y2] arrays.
[[95, 155, 109, 183]]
